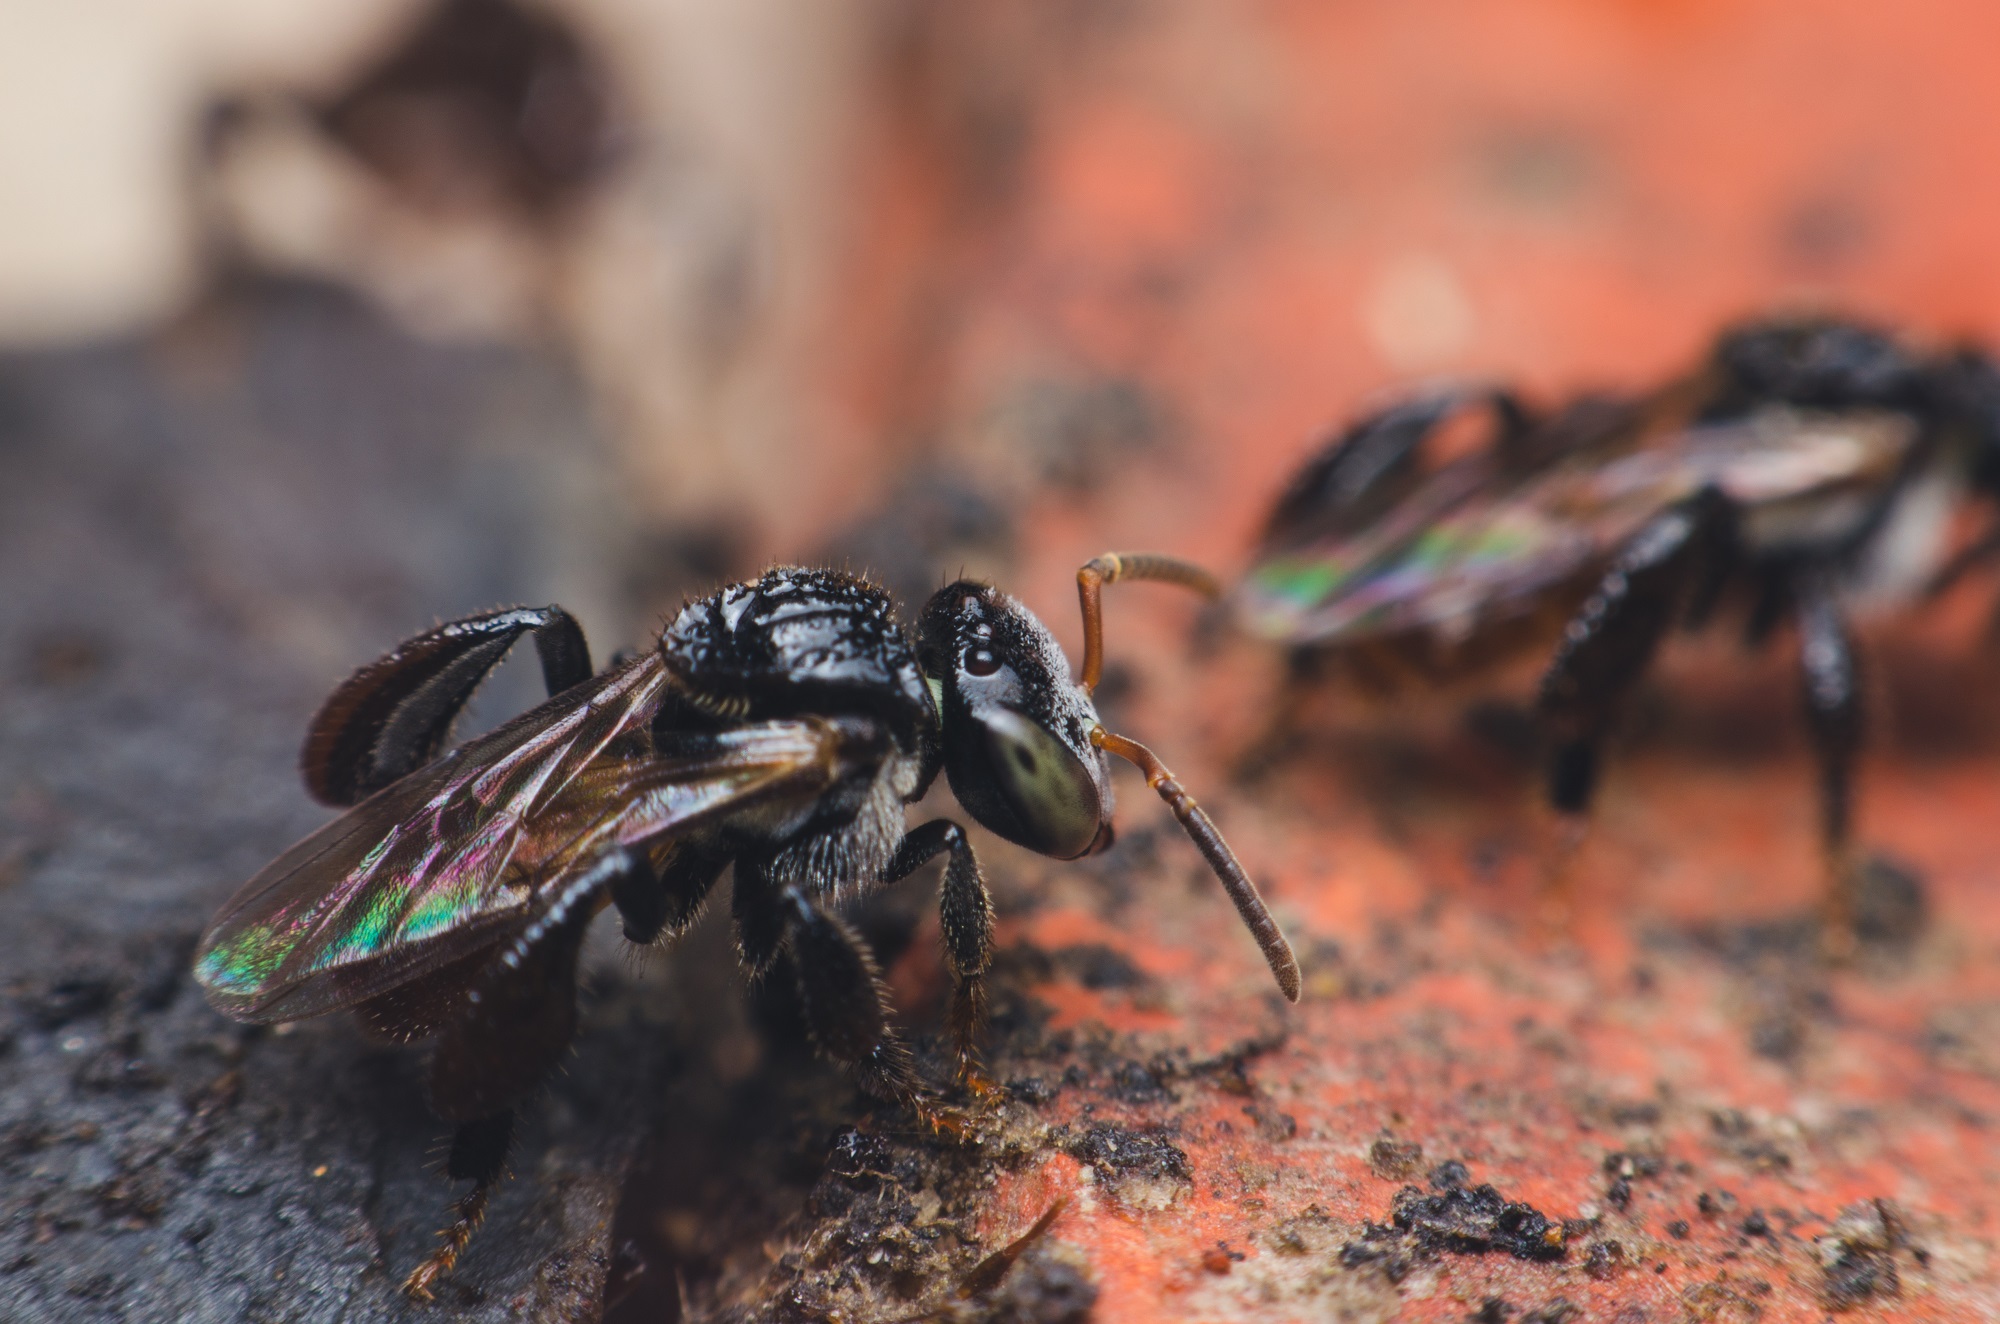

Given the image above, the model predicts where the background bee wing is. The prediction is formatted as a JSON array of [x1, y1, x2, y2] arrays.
[[1245, 409, 1925, 645], [195, 656, 670, 1022]]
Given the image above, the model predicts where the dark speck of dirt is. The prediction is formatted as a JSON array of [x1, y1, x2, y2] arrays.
[[1246, 1106, 1297, 1142], [1602, 1151, 1662, 1180], [1392, 1182, 1567, 1260], [1369, 1137, 1424, 1180], [1520, 1299, 1581, 1324], [1740, 1210, 1771, 1238], [22, 976, 113, 1031], [1428, 1159, 1471, 1190], [1667, 1219, 1690, 1239], [1584, 1240, 1626, 1278], [1602, 1151, 1661, 1212], [1470, 1297, 1514, 1324], [1008, 1076, 1058, 1105], [1748, 1009, 1807, 1062], [1064, 1124, 1189, 1182], [823, 1128, 897, 1184], [1849, 854, 1926, 950], [1818, 1200, 1907, 1309], [1343, 1178, 1567, 1278], [979, 1247, 1098, 1324], [1608, 1101, 1661, 1126], [1052, 943, 1149, 991], [1698, 1190, 1737, 1217], [1105, 1061, 1174, 1104]]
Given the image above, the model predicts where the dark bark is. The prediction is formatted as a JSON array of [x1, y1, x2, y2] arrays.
[[0, 278, 652, 1323]]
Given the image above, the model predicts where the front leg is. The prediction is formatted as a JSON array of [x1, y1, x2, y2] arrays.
[[884, 820, 994, 1075], [304, 605, 592, 806]]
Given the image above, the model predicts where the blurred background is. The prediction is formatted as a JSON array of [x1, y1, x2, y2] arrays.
[[12, 0, 2000, 623], [9, 3, 2000, 1320]]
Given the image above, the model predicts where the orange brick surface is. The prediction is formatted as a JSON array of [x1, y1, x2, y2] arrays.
[[784, 3, 2000, 1318]]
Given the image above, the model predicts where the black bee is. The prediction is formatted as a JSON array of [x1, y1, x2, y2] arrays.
[[195, 558, 1298, 1296], [1236, 316, 2000, 938]]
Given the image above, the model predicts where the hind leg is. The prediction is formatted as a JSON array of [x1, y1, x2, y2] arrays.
[[303, 605, 593, 807], [403, 1111, 514, 1302], [401, 849, 640, 1297]]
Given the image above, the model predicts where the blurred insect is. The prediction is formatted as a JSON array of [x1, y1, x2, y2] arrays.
[[1235, 316, 2000, 940], [195, 559, 1296, 1297]]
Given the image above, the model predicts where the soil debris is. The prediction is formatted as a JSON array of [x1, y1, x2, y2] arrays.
[[1063, 1123, 1190, 1184], [1816, 1199, 1910, 1310], [1368, 1137, 1425, 1181], [1341, 1171, 1567, 1281]]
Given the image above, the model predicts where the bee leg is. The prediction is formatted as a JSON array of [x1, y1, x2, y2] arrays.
[[1261, 387, 1530, 545], [611, 842, 728, 945], [884, 820, 996, 1090], [403, 1111, 513, 1301], [1794, 576, 1865, 960], [303, 605, 593, 807], [733, 858, 789, 979], [781, 887, 926, 1111], [409, 854, 617, 1296], [1537, 489, 1735, 906]]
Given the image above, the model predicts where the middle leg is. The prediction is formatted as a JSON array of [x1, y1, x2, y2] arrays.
[[1537, 488, 1735, 818], [780, 886, 924, 1107], [1534, 489, 1734, 915]]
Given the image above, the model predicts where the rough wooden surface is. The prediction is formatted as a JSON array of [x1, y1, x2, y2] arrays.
[[0, 280, 655, 1323]]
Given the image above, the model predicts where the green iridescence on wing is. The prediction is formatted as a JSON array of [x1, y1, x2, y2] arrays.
[[1248, 557, 1351, 607], [399, 875, 487, 945], [195, 921, 290, 998]]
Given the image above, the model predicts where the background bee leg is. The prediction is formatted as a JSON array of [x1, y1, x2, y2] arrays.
[[781, 887, 928, 1112], [883, 820, 995, 1088], [1794, 575, 1865, 958], [1536, 488, 1736, 910], [302, 604, 593, 806]]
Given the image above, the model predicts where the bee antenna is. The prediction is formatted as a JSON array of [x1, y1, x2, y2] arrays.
[[1088, 725, 1300, 1001], [1074, 553, 1221, 693]]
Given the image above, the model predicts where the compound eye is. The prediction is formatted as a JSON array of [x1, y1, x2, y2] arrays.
[[963, 646, 1001, 677], [975, 707, 1103, 859]]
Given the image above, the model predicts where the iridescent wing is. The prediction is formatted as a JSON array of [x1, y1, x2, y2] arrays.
[[1239, 408, 1921, 645], [196, 653, 838, 1024]]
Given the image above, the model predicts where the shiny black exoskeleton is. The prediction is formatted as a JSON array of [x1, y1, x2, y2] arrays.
[[195, 558, 1295, 1296]]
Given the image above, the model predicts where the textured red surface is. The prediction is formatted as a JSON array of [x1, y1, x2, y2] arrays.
[[802, 2, 2000, 1319]]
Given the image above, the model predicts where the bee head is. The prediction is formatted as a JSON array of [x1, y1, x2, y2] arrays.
[[914, 582, 1113, 860]]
